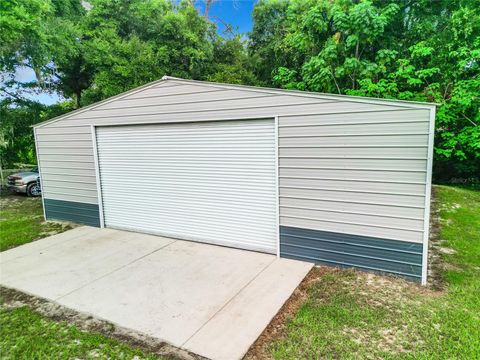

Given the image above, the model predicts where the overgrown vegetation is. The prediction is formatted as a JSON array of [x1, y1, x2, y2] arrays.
[[267, 185, 480, 358], [0, 0, 478, 181], [0, 194, 72, 251]]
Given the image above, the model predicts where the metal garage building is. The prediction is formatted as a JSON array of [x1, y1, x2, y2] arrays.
[[33, 76, 436, 284]]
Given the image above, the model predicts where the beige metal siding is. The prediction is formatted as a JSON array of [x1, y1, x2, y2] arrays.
[[278, 109, 430, 243], [35, 80, 432, 244], [74, 95, 331, 119], [280, 197, 425, 219], [45, 104, 403, 127]]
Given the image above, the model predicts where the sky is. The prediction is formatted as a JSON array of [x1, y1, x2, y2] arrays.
[[200, 0, 255, 35], [8, 68, 66, 105], [4, 0, 256, 106]]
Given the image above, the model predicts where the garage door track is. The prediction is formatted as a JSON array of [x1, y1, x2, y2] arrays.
[[0, 226, 312, 359]]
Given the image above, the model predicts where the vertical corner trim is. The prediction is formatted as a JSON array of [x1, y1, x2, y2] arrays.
[[91, 125, 105, 228], [274, 115, 280, 258], [33, 127, 47, 221], [421, 107, 436, 285]]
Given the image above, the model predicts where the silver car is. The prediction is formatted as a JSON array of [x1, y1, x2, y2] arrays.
[[6, 167, 42, 197]]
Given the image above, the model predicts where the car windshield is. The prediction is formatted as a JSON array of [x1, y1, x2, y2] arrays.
[[31, 166, 38, 173]]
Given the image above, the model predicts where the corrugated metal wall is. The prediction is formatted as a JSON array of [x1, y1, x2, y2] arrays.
[[35, 79, 434, 280], [278, 109, 429, 243]]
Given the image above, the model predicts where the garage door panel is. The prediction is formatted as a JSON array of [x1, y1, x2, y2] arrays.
[[97, 172, 275, 185], [99, 183, 276, 198], [105, 212, 275, 234], [100, 189, 277, 207], [103, 203, 275, 222], [96, 119, 277, 253]]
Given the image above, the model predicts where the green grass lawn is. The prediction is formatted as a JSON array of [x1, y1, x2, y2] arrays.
[[0, 306, 159, 360], [0, 194, 72, 251], [268, 185, 480, 359]]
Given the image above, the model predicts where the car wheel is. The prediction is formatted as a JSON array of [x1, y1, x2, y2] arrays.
[[27, 182, 41, 197]]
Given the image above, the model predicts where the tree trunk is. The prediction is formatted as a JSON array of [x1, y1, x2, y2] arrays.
[[75, 90, 81, 109]]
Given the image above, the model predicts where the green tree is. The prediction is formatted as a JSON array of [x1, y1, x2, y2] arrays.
[[249, 0, 289, 85], [78, 0, 216, 102], [350, 1, 480, 181], [0, 99, 74, 167], [1, 0, 255, 166], [0, 0, 53, 77], [252, 0, 400, 92], [0, 0, 83, 166], [206, 35, 258, 85], [249, 0, 479, 181], [0, 0, 85, 89]]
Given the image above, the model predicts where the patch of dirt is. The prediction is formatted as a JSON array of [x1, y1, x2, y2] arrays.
[[427, 187, 450, 291], [39, 220, 77, 237], [437, 247, 456, 255], [343, 325, 417, 354], [349, 272, 438, 315], [0, 286, 205, 360], [330, 271, 436, 355], [0, 195, 21, 207]]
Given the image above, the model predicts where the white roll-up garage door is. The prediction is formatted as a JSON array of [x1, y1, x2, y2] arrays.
[[95, 119, 277, 254]]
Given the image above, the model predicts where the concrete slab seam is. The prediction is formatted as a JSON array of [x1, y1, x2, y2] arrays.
[[180, 257, 277, 348], [54, 239, 178, 301]]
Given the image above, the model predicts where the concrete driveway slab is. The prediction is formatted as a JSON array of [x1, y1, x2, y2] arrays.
[[183, 257, 313, 360], [0, 228, 174, 299], [0, 227, 312, 359], [0, 226, 98, 263], [59, 240, 275, 346]]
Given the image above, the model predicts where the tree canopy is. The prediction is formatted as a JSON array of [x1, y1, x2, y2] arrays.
[[249, 0, 479, 181], [1, 0, 478, 182]]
